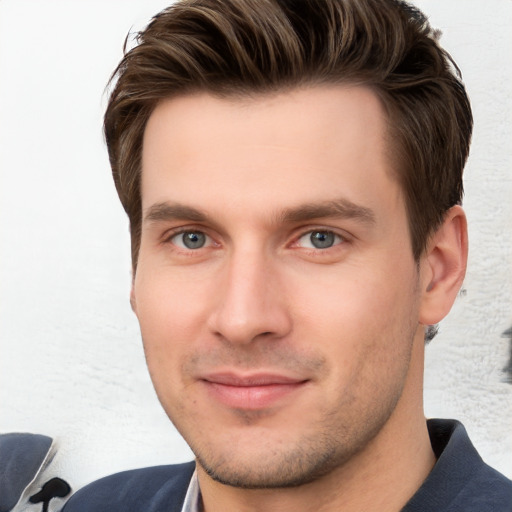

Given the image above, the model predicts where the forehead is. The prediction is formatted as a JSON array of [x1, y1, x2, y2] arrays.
[[140, 85, 402, 222]]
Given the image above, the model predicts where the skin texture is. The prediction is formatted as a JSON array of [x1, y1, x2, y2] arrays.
[[132, 86, 467, 512]]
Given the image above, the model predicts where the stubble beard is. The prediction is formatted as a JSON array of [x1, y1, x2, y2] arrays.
[[188, 372, 409, 490], [151, 294, 419, 490]]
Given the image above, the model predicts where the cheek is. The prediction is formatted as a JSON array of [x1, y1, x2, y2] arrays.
[[133, 269, 209, 367], [288, 257, 419, 383], [292, 259, 415, 330], [294, 265, 418, 401], [135, 259, 212, 319], [133, 280, 202, 409]]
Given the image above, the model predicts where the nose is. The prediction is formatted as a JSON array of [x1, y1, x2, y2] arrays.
[[207, 248, 293, 345]]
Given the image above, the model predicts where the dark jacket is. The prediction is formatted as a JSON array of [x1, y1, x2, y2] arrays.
[[62, 420, 512, 512]]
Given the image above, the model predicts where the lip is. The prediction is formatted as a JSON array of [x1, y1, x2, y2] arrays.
[[200, 372, 309, 410]]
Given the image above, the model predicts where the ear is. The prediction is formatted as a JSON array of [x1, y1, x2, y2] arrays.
[[419, 205, 468, 326], [130, 284, 138, 314]]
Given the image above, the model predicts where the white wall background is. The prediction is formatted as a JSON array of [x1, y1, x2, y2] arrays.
[[0, 0, 510, 492]]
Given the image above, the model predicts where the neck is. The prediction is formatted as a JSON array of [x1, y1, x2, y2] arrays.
[[198, 331, 435, 512]]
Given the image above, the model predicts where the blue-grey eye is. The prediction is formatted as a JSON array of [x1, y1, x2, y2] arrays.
[[297, 230, 341, 249], [173, 231, 207, 249], [310, 231, 335, 248]]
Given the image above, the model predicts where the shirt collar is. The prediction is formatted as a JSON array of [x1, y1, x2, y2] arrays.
[[181, 469, 202, 512]]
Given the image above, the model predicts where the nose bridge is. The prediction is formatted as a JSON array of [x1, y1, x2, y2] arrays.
[[209, 243, 291, 344]]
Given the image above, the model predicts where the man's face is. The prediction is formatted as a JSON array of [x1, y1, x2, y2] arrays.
[[133, 86, 427, 488]]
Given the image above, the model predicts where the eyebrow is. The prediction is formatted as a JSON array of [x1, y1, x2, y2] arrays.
[[144, 202, 209, 224], [143, 198, 376, 226], [278, 198, 376, 225]]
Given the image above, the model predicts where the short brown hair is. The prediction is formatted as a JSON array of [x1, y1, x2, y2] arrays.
[[105, 0, 472, 272]]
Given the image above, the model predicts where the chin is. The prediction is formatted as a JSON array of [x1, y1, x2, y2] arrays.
[[191, 426, 370, 490]]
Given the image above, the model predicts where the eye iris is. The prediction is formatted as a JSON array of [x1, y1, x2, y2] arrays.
[[183, 232, 205, 249], [310, 231, 335, 249]]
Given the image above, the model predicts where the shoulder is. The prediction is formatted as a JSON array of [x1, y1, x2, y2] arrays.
[[457, 458, 512, 510], [62, 461, 196, 512], [405, 419, 512, 512], [434, 419, 512, 509]]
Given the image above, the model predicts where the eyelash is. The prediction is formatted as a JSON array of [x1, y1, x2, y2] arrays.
[[294, 229, 345, 250], [163, 228, 214, 250], [161, 226, 348, 254]]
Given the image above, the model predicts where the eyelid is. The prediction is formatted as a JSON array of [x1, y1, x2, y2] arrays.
[[298, 230, 343, 249], [161, 225, 217, 248], [291, 226, 349, 247], [174, 231, 210, 250], [158, 224, 350, 253]]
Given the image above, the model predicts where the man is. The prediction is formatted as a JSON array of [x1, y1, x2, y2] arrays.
[[63, 0, 512, 510]]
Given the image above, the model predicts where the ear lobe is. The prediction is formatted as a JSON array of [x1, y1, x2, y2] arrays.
[[419, 205, 468, 326]]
